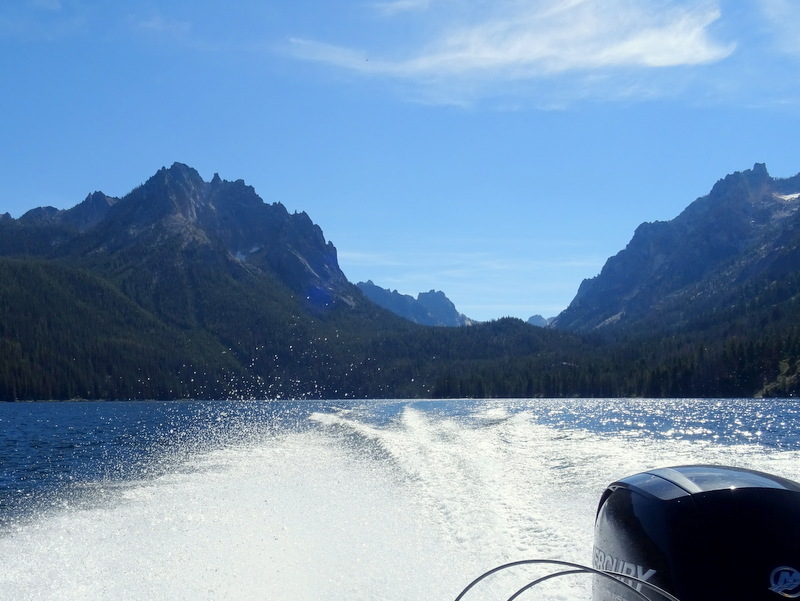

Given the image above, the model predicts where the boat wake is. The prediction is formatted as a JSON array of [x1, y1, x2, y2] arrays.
[[2, 400, 799, 600]]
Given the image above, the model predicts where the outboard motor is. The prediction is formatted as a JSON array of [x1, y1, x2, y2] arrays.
[[593, 465, 800, 601]]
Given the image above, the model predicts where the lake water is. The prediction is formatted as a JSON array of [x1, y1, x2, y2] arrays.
[[1, 398, 799, 600]]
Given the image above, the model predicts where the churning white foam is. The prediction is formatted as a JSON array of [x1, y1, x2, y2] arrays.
[[2, 403, 799, 601]]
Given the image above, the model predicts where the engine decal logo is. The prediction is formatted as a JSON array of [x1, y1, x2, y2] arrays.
[[770, 567, 800, 598], [593, 548, 656, 593]]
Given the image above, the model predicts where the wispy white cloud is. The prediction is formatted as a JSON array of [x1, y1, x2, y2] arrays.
[[287, 0, 734, 104], [757, 0, 800, 56]]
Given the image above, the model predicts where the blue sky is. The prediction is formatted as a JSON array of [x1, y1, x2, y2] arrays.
[[2, 0, 799, 321]]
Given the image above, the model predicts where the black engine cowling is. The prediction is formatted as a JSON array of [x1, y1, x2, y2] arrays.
[[593, 465, 800, 601]]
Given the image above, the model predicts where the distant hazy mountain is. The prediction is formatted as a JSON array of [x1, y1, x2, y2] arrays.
[[552, 163, 800, 334], [527, 315, 552, 328], [356, 281, 474, 326]]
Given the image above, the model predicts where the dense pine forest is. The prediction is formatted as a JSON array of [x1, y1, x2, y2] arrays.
[[2, 254, 798, 401]]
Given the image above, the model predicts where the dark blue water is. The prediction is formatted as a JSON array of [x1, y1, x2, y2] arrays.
[[2, 398, 800, 530], [0, 400, 314, 526]]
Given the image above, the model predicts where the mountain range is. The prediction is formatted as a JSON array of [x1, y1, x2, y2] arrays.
[[2, 161, 800, 399], [356, 281, 474, 326]]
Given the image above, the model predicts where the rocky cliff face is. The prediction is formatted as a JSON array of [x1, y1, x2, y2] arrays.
[[552, 164, 800, 333], [1, 162, 356, 310]]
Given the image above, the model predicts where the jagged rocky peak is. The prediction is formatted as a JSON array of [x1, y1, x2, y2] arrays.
[[552, 162, 800, 333], [138, 162, 210, 220], [19, 206, 61, 224], [63, 191, 118, 230], [142, 163, 352, 305], [702, 163, 770, 207], [704, 163, 799, 216], [119, 164, 291, 249], [1, 162, 356, 310], [357, 281, 473, 326], [116, 163, 264, 236], [719, 162, 770, 188], [5, 191, 117, 231], [699, 163, 800, 229], [84, 190, 115, 206], [417, 289, 460, 317], [161, 162, 206, 187]]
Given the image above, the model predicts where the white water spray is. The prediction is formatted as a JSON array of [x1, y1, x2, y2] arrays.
[[2, 401, 798, 600]]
